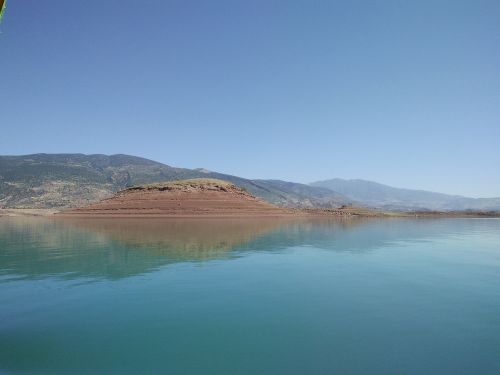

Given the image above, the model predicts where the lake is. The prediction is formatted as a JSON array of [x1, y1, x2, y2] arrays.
[[1, 217, 499, 374]]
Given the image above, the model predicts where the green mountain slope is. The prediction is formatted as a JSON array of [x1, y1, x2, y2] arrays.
[[0, 154, 348, 209]]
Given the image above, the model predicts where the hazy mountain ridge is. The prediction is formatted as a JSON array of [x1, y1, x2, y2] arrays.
[[0, 154, 347, 209], [2, 154, 498, 211], [311, 178, 500, 211]]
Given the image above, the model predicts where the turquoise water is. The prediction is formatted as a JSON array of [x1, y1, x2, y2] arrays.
[[1, 217, 499, 374]]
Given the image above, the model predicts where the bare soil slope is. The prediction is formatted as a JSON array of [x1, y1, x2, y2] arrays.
[[60, 179, 294, 217]]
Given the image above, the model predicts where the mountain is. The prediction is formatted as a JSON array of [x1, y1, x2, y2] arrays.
[[0, 154, 348, 209], [311, 178, 500, 211]]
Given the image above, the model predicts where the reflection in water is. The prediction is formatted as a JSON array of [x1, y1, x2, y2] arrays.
[[65, 217, 288, 254], [0, 217, 289, 281], [0, 217, 499, 281], [1, 217, 500, 375]]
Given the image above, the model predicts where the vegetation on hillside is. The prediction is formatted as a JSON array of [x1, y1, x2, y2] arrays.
[[0, 154, 348, 209]]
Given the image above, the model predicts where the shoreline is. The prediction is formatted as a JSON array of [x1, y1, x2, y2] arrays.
[[0, 209, 60, 217], [2, 208, 499, 218]]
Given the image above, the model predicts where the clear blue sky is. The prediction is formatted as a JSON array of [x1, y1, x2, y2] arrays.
[[1, 0, 499, 197]]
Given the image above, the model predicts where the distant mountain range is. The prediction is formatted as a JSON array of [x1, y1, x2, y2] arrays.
[[0, 154, 348, 209], [1, 153, 498, 211], [311, 178, 500, 211]]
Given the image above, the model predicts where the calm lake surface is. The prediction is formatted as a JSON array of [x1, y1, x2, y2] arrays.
[[1, 217, 499, 374]]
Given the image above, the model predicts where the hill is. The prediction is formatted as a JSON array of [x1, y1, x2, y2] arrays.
[[311, 178, 500, 211], [0, 154, 348, 209], [60, 178, 294, 217]]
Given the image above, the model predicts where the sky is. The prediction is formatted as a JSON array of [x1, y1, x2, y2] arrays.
[[1, 0, 499, 197]]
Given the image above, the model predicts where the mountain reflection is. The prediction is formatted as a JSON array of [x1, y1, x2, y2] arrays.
[[0, 217, 497, 281], [63, 218, 290, 256], [0, 217, 292, 281]]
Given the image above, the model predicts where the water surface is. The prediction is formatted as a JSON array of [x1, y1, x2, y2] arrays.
[[1, 217, 499, 374]]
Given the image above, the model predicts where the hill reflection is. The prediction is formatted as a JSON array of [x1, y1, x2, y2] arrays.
[[0, 217, 497, 281], [0, 217, 293, 281]]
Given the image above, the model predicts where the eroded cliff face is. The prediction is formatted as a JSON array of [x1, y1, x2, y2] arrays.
[[59, 179, 294, 217]]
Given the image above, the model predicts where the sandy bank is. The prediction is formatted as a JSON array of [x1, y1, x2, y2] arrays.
[[0, 209, 59, 217]]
